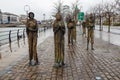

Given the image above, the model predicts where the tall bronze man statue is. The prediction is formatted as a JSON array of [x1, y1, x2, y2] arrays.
[[26, 12, 39, 65], [53, 12, 66, 68], [86, 13, 95, 50]]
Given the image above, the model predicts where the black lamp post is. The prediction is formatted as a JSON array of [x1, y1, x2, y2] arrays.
[[0, 9, 2, 24], [43, 13, 46, 31]]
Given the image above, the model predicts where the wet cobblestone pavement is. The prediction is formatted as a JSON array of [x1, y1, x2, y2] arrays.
[[0, 29, 120, 80]]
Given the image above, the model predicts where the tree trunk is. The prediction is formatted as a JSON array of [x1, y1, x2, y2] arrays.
[[108, 15, 111, 33], [99, 15, 102, 31], [94, 13, 96, 30]]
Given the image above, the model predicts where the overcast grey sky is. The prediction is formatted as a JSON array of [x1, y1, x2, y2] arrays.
[[0, 0, 110, 20]]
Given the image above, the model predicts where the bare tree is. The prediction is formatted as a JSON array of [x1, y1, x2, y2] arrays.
[[95, 3, 103, 31], [87, 3, 103, 31], [71, 0, 81, 23], [103, 2, 115, 32], [114, 0, 120, 14], [52, 0, 81, 24]]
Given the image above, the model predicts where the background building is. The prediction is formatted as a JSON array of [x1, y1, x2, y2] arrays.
[[19, 15, 27, 24], [2, 12, 19, 24]]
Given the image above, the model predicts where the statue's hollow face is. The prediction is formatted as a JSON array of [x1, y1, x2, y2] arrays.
[[90, 13, 93, 18], [56, 13, 61, 20]]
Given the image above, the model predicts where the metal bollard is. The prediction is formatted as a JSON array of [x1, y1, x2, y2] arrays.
[[17, 29, 20, 47], [17, 29, 19, 40], [23, 29, 25, 38], [9, 30, 11, 43]]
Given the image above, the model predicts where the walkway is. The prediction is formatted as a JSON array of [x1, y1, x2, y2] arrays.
[[0, 27, 120, 80]]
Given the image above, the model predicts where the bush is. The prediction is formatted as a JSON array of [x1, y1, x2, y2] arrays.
[[103, 21, 109, 25], [113, 23, 120, 26]]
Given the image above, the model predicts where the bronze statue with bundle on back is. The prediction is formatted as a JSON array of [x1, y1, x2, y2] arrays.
[[68, 19, 75, 45]]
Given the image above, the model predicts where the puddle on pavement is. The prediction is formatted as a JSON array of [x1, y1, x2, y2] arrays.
[[7, 70, 12, 74], [115, 58, 120, 62], [95, 30, 120, 46], [95, 73, 103, 80], [95, 76, 102, 80]]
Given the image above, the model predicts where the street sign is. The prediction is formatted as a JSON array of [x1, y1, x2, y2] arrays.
[[78, 12, 84, 21]]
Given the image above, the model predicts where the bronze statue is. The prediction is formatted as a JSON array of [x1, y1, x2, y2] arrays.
[[86, 13, 95, 50], [53, 13, 65, 68], [26, 12, 39, 65]]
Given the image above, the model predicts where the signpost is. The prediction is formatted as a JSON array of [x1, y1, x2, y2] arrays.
[[78, 12, 84, 21]]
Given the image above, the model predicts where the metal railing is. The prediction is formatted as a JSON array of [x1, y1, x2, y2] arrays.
[[0, 29, 25, 45], [0, 27, 50, 46]]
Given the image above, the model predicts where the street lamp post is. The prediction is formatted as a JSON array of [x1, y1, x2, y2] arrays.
[[24, 5, 30, 19], [43, 13, 46, 21], [101, 0, 103, 31], [43, 13, 46, 31], [0, 9, 2, 24]]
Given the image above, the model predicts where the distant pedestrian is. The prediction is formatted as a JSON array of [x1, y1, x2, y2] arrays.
[[82, 21, 87, 37], [26, 12, 39, 65]]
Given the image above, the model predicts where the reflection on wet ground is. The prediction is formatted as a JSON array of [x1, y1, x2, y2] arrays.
[[17, 39, 20, 48], [9, 42, 12, 52], [95, 30, 120, 46], [95, 25, 120, 34], [95, 26, 120, 46], [0, 53, 1, 59]]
